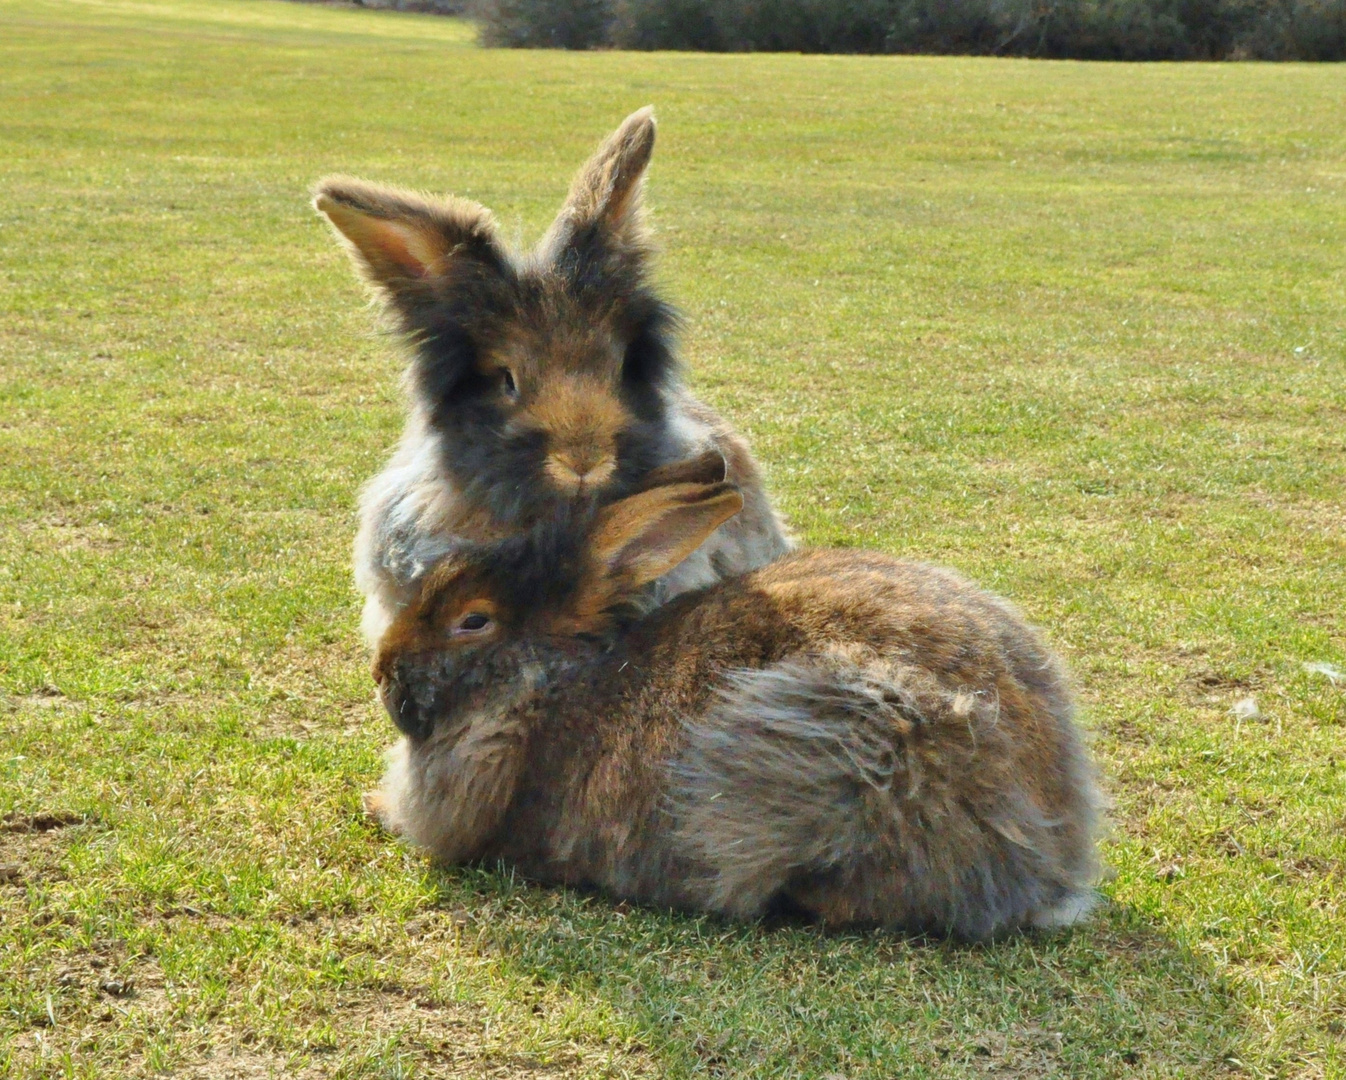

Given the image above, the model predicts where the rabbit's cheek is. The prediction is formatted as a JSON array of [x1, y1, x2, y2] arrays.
[[500, 413, 539, 440]]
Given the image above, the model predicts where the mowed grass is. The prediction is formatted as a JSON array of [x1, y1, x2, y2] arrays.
[[1, 0, 1344, 1075]]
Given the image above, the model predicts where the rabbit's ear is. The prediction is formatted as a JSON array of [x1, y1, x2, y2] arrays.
[[592, 481, 743, 593], [542, 107, 656, 259], [313, 176, 505, 316], [637, 449, 728, 492]]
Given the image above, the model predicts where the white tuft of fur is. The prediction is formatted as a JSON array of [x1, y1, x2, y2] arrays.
[[1027, 889, 1098, 929], [1303, 661, 1344, 685]]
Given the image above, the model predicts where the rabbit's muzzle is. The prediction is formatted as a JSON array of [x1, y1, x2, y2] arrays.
[[522, 374, 629, 496], [377, 660, 434, 742], [544, 448, 617, 493]]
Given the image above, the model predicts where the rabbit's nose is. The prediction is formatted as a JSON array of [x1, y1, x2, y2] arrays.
[[545, 450, 617, 493]]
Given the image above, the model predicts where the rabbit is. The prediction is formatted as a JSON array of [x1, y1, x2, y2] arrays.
[[313, 107, 792, 647], [367, 464, 1103, 940]]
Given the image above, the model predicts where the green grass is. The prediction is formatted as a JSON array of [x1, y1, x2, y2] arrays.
[[2, 0, 1344, 1075]]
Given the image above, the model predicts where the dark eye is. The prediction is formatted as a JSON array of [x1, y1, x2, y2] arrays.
[[454, 612, 492, 635], [500, 369, 518, 399]]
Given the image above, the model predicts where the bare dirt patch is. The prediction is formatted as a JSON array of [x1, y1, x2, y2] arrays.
[[175, 1049, 326, 1080], [2, 810, 88, 833], [0, 809, 97, 890]]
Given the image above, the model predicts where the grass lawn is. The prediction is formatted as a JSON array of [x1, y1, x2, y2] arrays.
[[2, 0, 1344, 1075]]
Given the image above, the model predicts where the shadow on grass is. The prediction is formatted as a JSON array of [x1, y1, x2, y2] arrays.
[[426, 863, 1246, 1079]]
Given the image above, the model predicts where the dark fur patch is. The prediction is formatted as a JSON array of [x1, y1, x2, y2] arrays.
[[411, 264, 518, 412], [620, 296, 682, 405]]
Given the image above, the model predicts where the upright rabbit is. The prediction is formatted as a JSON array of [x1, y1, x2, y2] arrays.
[[368, 467, 1102, 939], [314, 108, 791, 646]]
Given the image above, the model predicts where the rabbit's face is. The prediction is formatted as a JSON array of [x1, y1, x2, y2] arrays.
[[372, 578, 519, 743], [316, 107, 686, 529], [373, 474, 745, 741], [371, 518, 594, 741], [417, 267, 680, 528]]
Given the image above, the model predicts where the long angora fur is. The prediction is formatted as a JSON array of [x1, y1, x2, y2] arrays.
[[371, 481, 1103, 939], [673, 652, 1101, 938]]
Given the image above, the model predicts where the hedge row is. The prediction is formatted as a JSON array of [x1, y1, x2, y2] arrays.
[[471, 0, 1346, 58]]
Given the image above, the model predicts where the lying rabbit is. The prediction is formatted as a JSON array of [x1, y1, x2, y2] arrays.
[[314, 108, 791, 646], [367, 459, 1102, 939]]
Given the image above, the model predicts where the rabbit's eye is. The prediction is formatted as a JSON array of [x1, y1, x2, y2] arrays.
[[453, 612, 492, 635], [500, 369, 518, 399]]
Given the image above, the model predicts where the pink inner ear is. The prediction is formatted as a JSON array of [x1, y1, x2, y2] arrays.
[[365, 218, 439, 279], [318, 195, 439, 279], [605, 487, 745, 590]]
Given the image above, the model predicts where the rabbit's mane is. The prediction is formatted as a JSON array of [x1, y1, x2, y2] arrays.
[[452, 502, 594, 617]]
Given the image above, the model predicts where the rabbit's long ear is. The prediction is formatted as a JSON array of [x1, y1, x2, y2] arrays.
[[592, 480, 743, 594], [636, 449, 727, 492], [542, 107, 656, 261], [313, 176, 506, 324]]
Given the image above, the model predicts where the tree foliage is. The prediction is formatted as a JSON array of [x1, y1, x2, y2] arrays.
[[471, 0, 1346, 58]]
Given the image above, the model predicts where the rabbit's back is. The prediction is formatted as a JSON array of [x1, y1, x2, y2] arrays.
[[667, 551, 1099, 935], [497, 549, 1100, 936]]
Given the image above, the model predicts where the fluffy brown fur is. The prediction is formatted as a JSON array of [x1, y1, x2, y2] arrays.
[[370, 476, 1102, 939], [313, 108, 791, 646]]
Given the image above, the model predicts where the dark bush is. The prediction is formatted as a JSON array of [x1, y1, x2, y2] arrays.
[[294, 0, 470, 11], [471, 0, 1346, 57], [474, 0, 612, 47]]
